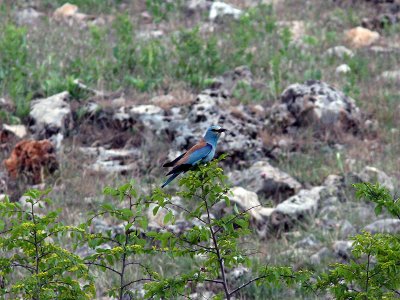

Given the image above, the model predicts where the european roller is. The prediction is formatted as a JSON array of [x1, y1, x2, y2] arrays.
[[162, 125, 227, 188]]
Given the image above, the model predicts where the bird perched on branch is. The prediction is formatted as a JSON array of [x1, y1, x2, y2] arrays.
[[162, 125, 227, 188]]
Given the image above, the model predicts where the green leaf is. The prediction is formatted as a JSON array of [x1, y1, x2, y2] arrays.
[[153, 205, 160, 216], [233, 204, 240, 215], [163, 211, 173, 225]]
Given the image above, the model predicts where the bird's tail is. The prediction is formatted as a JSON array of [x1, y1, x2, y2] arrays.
[[161, 173, 180, 188]]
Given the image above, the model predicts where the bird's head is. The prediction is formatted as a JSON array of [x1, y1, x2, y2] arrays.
[[204, 125, 227, 144]]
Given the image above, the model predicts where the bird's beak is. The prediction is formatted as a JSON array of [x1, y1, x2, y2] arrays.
[[217, 128, 227, 133]]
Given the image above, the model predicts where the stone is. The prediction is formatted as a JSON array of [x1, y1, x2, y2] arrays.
[[344, 26, 380, 48], [3, 140, 58, 184], [265, 80, 361, 134], [271, 187, 325, 228], [129, 105, 166, 134], [229, 161, 301, 203], [336, 64, 351, 75], [137, 30, 164, 39], [15, 8, 44, 25], [29, 91, 72, 139], [2, 124, 27, 139], [209, 2, 243, 21], [378, 70, 400, 82], [364, 219, 400, 234], [333, 240, 353, 260], [356, 166, 395, 192], [215, 187, 263, 221], [324, 45, 354, 58], [186, 0, 212, 15], [79, 147, 140, 174]]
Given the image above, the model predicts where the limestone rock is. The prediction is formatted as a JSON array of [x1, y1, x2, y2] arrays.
[[333, 240, 353, 260], [271, 187, 325, 229], [30, 91, 72, 139], [209, 2, 242, 21], [266, 80, 361, 134], [15, 8, 44, 25], [356, 166, 395, 192], [324, 45, 354, 58], [229, 161, 301, 203], [2, 124, 27, 139], [79, 147, 140, 174], [215, 187, 264, 222], [364, 219, 400, 234], [378, 70, 400, 83], [336, 64, 351, 75]]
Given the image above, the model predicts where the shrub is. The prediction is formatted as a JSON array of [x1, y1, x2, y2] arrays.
[[316, 183, 400, 299], [0, 189, 94, 299]]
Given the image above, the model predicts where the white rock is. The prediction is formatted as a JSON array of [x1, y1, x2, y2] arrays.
[[15, 8, 44, 25], [357, 166, 395, 192], [275, 186, 325, 218], [333, 240, 353, 259], [378, 70, 400, 82], [230, 187, 263, 221], [336, 64, 351, 74], [364, 219, 400, 234], [30, 91, 72, 136], [229, 161, 302, 203], [130, 105, 164, 115], [324, 45, 354, 58], [209, 2, 242, 21], [3, 124, 27, 138], [79, 147, 140, 174]]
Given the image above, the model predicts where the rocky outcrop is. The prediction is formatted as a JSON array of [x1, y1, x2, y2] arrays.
[[209, 2, 242, 22], [3, 140, 58, 184], [364, 219, 400, 234], [270, 186, 325, 230], [214, 187, 274, 225], [29, 92, 72, 141], [355, 166, 395, 192], [265, 80, 361, 135], [228, 161, 301, 203]]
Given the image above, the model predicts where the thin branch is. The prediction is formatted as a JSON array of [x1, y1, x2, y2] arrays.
[[11, 263, 35, 273], [203, 188, 230, 300], [120, 278, 153, 290], [229, 275, 267, 296], [85, 261, 122, 276]]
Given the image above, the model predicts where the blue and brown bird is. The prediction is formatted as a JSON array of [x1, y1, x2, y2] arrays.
[[161, 125, 227, 188]]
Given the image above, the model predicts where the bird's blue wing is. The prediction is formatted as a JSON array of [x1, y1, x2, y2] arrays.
[[185, 143, 212, 165], [165, 143, 212, 176]]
